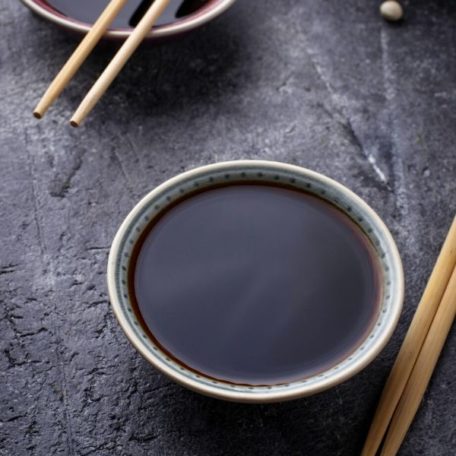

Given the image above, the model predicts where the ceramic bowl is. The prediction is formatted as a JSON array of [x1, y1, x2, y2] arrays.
[[107, 160, 404, 403], [20, 0, 236, 41]]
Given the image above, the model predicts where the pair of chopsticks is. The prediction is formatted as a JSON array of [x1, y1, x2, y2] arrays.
[[34, 0, 170, 126], [362, 216, 456, 456]]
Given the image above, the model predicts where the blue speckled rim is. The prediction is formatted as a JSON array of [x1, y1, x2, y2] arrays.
[[107, 160, 404, 403]]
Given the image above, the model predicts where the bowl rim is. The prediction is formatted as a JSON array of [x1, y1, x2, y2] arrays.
[[20, 0, 237, 39], [107, 160, 404, 403]]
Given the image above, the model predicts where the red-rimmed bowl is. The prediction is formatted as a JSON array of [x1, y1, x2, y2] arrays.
[[20, 0, 237, 40]]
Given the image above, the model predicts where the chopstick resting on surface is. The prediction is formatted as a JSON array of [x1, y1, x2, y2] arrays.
[[33, 0, 129, 119], [380, 265, 456, 455], [361, 216, 456, 456], [70, 0, 171, 127]]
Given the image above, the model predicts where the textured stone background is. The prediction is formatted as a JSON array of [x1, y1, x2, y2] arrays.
[[1, 0, 455, 455]]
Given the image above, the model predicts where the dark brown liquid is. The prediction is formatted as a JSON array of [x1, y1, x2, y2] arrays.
[[131, 184, 381, 385], [44, 0, 211, 28]]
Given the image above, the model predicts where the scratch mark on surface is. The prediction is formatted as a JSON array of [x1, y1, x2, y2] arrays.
[[277, 73, 294, 93], [342, 117, 390, 188], [367, 154, 388, 184], [285, 124, 297, 135], [128, 432, 159, 443], [380, 28, 412, 221], [304, 42, 390, 189], [111, 148, 136, 199], [3, 298, 23, 345], [125, 132, 143, 167], [24, 132, 46, 258], [86, 246, 110, 252], [4, 414, 28, 423], [304, 44, 345, 113], [24, 129, 76, 456], [49, 149, 86, 199], [0, 264, 17, 275], [318, 101, 391, 189], [44, 263, 76, 456], [106, 121, 139, 199], [88, 300, 108, 308], [19, 327, 48, 338]]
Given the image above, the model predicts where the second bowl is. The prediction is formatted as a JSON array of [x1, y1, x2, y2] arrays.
[[21, 0, 237, 40]]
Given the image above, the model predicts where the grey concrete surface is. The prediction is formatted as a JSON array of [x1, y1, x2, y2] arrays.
[[0, 0, 455, 455]]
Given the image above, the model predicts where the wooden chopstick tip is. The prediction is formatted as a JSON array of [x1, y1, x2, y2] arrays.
[[70, 107, 85, 128], [33, 99, 48, 119]]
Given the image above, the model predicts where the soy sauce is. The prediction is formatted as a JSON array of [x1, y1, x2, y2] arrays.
[[131, 184, 382, 385], [44, 0, 211, 28]]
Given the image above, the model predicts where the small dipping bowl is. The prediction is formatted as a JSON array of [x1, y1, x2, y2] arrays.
[[20, 0, 237, 41], [107, 160, 404, 403]]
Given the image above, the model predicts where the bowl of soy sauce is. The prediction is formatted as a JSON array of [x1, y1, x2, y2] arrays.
[[107, 160, 404, 402], [20, 0, 236, 40]]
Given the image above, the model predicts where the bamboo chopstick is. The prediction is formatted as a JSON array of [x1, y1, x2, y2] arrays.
[[380, 265, 456, 455], [361, 216, 456, 456], [33, 0, 129, 119], [70, 0, 171, 127]]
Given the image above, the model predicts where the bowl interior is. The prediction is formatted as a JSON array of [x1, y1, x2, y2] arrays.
[[108, 161, 403, 402]]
